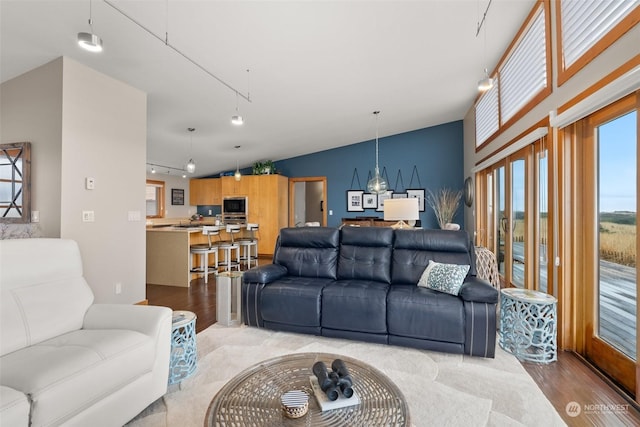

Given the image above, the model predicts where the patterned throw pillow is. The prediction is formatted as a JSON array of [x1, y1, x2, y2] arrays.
[[417, 260, 470, 296]]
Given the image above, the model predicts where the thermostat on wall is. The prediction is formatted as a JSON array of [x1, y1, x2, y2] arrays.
[[85, 177, 95, 190]]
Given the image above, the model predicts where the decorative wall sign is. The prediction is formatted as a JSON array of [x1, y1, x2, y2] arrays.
[[406, 189, 425, 212], [171, 188, 185, 205], [362, 193, 377, 209], [346, 190, 364, 212]]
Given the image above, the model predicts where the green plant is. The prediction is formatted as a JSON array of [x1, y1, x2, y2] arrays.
[[252, 160, 275, 175], [427, 188, 462, 229]]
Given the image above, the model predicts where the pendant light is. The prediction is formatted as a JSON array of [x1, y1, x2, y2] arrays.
[[186, 127, 196, 174], [77, 0, 103, 52], [476, 0, 494, 92], [234, 145, 242, 181], [366, 111, 388, 194], [231, 91, 243, 125]]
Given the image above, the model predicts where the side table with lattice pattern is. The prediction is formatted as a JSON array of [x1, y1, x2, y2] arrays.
[[169, 310, 197, 384], [499, 289, 557, 364]]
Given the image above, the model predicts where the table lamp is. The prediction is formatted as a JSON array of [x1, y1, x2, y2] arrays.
[[383, 198, 419, 229]]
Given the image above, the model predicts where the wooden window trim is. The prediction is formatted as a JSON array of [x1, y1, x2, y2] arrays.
[[555, 2, 640, 87], [146, 179, 165, 219], [475, 0, 552, 152]]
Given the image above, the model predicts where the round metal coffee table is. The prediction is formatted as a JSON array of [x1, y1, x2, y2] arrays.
[[205, 352, 410, 426]]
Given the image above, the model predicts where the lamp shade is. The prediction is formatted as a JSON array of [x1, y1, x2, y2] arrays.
[[384, 198, 419, 221]]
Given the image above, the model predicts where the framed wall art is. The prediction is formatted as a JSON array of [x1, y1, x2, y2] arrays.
[[406, 189, 425, 211], [376, 191, 393, 212], [346, 190, 364, 212], [171, 188, 185, 205], [362, 193, 377, 209]]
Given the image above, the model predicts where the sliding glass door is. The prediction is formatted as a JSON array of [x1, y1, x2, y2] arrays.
[[580, 94, 637, 395]]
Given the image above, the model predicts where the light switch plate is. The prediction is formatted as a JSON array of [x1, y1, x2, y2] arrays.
[[82, 211, 95, 222]]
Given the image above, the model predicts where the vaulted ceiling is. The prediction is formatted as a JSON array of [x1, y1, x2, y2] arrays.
[[1, 0, 534, 177]]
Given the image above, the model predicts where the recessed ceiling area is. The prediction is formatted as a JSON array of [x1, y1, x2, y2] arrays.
[[1, 0, 534, 177]]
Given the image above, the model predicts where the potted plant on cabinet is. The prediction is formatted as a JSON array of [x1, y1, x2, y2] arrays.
[[252, 160, 275, 175]]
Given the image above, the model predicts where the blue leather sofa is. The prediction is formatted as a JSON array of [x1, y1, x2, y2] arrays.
[[242, 226, 499, 357]]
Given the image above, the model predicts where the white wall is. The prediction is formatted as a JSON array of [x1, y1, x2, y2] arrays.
[[463, 21, 640, 232], [1, 58, 63, 237], [1, 57, 148, 304]]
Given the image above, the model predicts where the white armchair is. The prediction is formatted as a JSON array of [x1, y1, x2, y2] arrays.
[[0, 238, 172, 427]]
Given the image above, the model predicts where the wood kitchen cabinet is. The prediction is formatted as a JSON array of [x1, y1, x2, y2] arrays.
[[189, 178, 221, 205], [220, 174, 288, 255]]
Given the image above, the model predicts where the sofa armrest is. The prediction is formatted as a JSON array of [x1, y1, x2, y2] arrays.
[[83, 304, 173, 338], [459, 277, 499, 303], [243, 264, 288, 284]]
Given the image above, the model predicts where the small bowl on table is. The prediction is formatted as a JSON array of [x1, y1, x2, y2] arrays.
[[281, 390, 309, 419]]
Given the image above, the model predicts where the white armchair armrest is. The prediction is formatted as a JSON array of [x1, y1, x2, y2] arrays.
[[83, 304, 172, 338]]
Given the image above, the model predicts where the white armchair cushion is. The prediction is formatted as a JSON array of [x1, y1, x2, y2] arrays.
[[0, 239, 94, 356], [0, 385, 29, 426], [1, 329, 154, 426]]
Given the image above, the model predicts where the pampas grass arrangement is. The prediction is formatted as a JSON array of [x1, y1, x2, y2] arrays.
[[427, 188, 462, 229]]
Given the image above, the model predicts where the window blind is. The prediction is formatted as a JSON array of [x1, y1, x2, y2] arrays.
[[500, 5, 547, 124], [475, 80, 500, 146], [561, 0, 637, 70]]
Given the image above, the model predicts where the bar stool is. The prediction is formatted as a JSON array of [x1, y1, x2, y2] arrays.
[[190, 226, 219, 283], [218, 224, 240, 272], [238, 223, 259, 269]]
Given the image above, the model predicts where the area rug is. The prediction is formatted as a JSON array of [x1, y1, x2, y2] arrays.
[[127, 324, 566, 427]]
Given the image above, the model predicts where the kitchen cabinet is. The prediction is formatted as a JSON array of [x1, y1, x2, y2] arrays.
[[189, 178, 221, 206], [221, 175, 288, 255]]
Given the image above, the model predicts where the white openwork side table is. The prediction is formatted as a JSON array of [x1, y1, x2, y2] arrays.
[[499, 288, 557, 364], [217, 271, 243, 326], [169, 310, 197, 384]]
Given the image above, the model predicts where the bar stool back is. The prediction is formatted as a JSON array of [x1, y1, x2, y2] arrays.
[[218, 224, 241, 272], [190, 226, 220, 283], [238, 223, 259, 269]]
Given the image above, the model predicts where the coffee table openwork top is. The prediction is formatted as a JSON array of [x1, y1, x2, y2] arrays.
[[205, 352, 410, 426]]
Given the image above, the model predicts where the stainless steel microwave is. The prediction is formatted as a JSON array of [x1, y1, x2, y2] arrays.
[[222, 197, 247, 215]]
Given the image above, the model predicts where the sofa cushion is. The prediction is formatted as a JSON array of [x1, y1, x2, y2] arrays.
[[0, 239, 94, 356], [322, 280, 389, 334], [387, 285, 465, 343], [391, 229, 475, 285], [0, 386, 29, 427], [261, 277, 333, 327], [274, 228, 340, 279], [337, 227, 393, 283], [417, 260, 470, 296], [0, 328, 155, 426]]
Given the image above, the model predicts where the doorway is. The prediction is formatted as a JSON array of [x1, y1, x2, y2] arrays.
[[289, 177, 327, 227]]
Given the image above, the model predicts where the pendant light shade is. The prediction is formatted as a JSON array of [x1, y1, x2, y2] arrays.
[[185, 128, 196, 174], [77, 32, 103, 52], [366, 111, 388, 194], [477, 68, 494, 92], [186, 159, 196, 174], [231, 115, 244, 125], [234, 145, 242, 181], [78, 0, 102, 52]]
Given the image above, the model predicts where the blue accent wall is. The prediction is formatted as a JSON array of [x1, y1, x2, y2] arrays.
[[276, 120, 464, 228]]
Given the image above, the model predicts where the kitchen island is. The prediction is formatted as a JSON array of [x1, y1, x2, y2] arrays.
[[146, 225, 242, 287]]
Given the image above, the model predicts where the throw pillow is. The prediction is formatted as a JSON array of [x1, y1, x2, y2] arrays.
[[417, 260, 470, 296]]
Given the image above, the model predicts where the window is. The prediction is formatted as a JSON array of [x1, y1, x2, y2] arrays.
[[146, 179, 165, 218], [474, 1, 550, 149], [557, 0, 639, 84], [475, 82, 499, 147], [500, 5, 547, 124]]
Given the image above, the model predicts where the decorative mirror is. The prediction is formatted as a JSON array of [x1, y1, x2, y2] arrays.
[[464, 176, 474, 207], [0, 142, 31, 223]]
